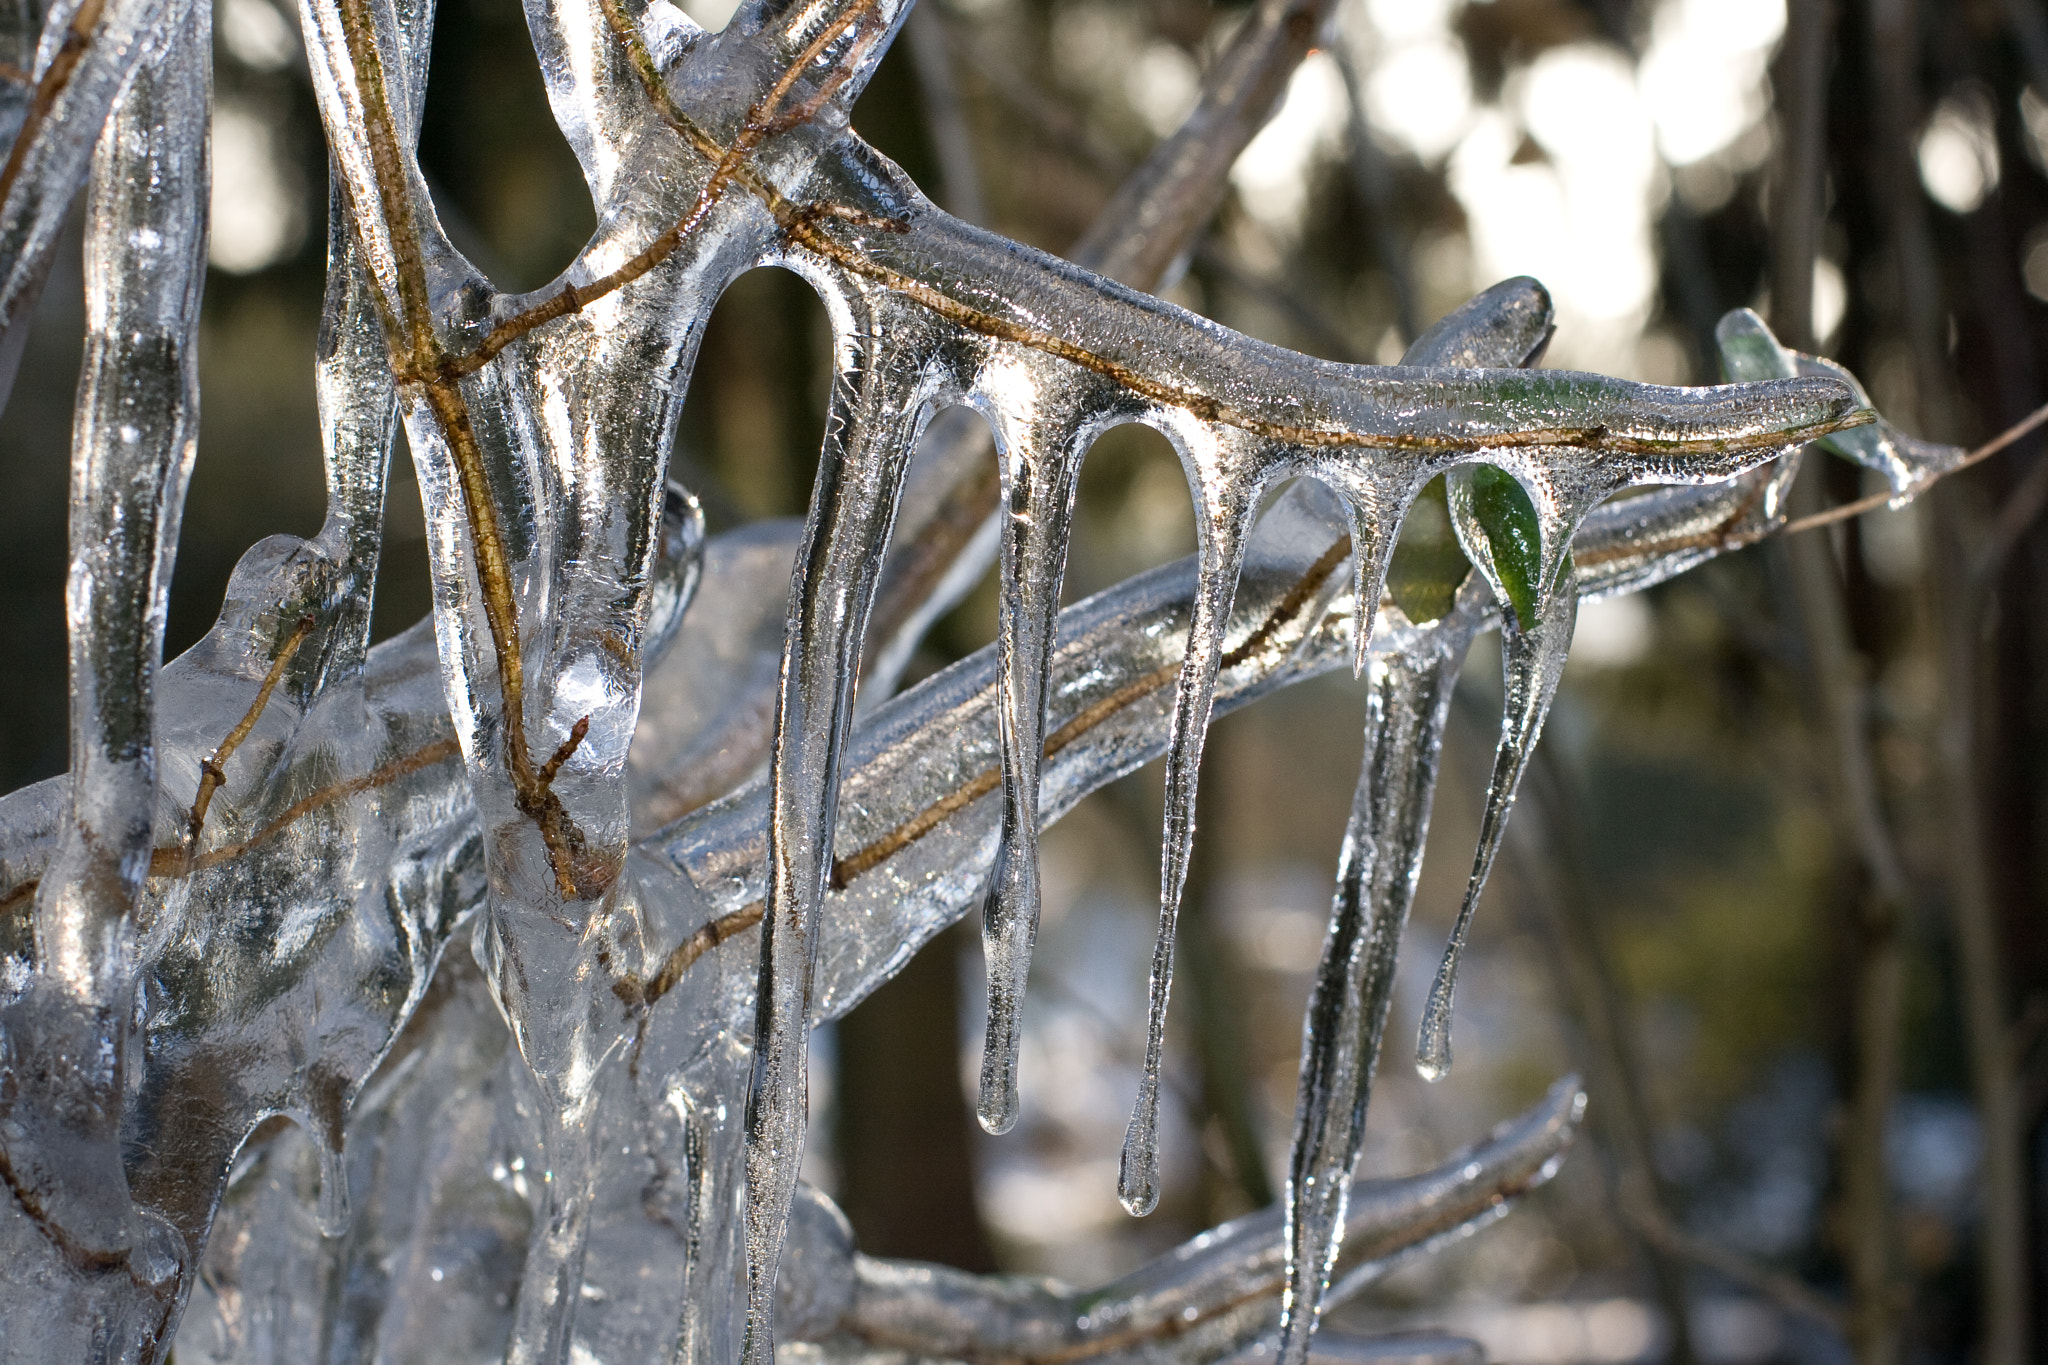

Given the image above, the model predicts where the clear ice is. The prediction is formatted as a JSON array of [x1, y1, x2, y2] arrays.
[[0, 0, 1973, 1357]]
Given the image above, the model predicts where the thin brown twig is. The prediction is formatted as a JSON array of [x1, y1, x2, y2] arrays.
[[0, 736, 464, 919], [332, 0, 600, 895], [158, 737, 463, 877], [537, 715, 591, 786], [186, 616, 314, 847], [441, 0, 892, 380], [1780, 397, 2048, 537]]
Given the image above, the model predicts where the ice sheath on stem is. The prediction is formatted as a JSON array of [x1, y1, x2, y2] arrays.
[[0, 2, 206, 1353]]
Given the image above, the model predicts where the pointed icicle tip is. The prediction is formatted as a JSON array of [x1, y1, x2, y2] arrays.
[[1351, 531, 1377, 679], [1347, 501, 1395, 679]]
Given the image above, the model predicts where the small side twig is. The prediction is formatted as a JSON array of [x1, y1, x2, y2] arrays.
[[1779, 399, 2048, 539], [186, 615, 315, 849]]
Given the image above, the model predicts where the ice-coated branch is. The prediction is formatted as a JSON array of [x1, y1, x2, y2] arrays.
[[0, 0, 1978, 1352], [0, 0, 193, 410], [824, 1076, 1584, 1364], [0, 315, 1934, 1364], [0, 4, 208, 1354]]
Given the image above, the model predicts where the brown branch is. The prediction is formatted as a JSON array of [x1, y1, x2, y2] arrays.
[[626, 533, 1355, 1003], [637, 900, 766, 1005], [159, 737, 463, 877], [627, 417, 1990, 999], [186, 616, 314, 848]]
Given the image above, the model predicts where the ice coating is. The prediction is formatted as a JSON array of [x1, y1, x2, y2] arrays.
[[1274, 278, 1557, 1365], [0, 0, 196, 411], [0, 7, 207, 1352], [0, 0, 1938, 1350], [0, 321, 1894, 1362], [744, 183, 1861, 1365]]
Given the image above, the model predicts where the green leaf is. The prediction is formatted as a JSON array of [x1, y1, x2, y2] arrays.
[[1468, 464, 1544, 630], [1387, 476, 1473, 623], [1712, 308, 1798, 384]]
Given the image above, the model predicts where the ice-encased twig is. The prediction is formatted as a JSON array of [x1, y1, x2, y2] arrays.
[[0, 0, 192, 409], [0, 0, 1962, 1342], [0, 285, 1908, 1365], [0, 8, 207, 1357], [275, 1, 1873, 1349], [747, 212, 1858, 1342], [640, 0, 1359, 843], [817, 1075, 1584, 1365], [860, 0, 1350, 715]]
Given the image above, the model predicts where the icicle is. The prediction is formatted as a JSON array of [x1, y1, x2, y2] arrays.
[[315, 1131, 353, 1239], [1414, 566, 1575, 1082], [1275, 604, 1478, 1365], [977, 398, 1091, 1135], [742, 320, 931, 1365], [1276, 279, 1557, 1365], [1119, 466, 1261, 1216], [1340, 488, 1410, 678]]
